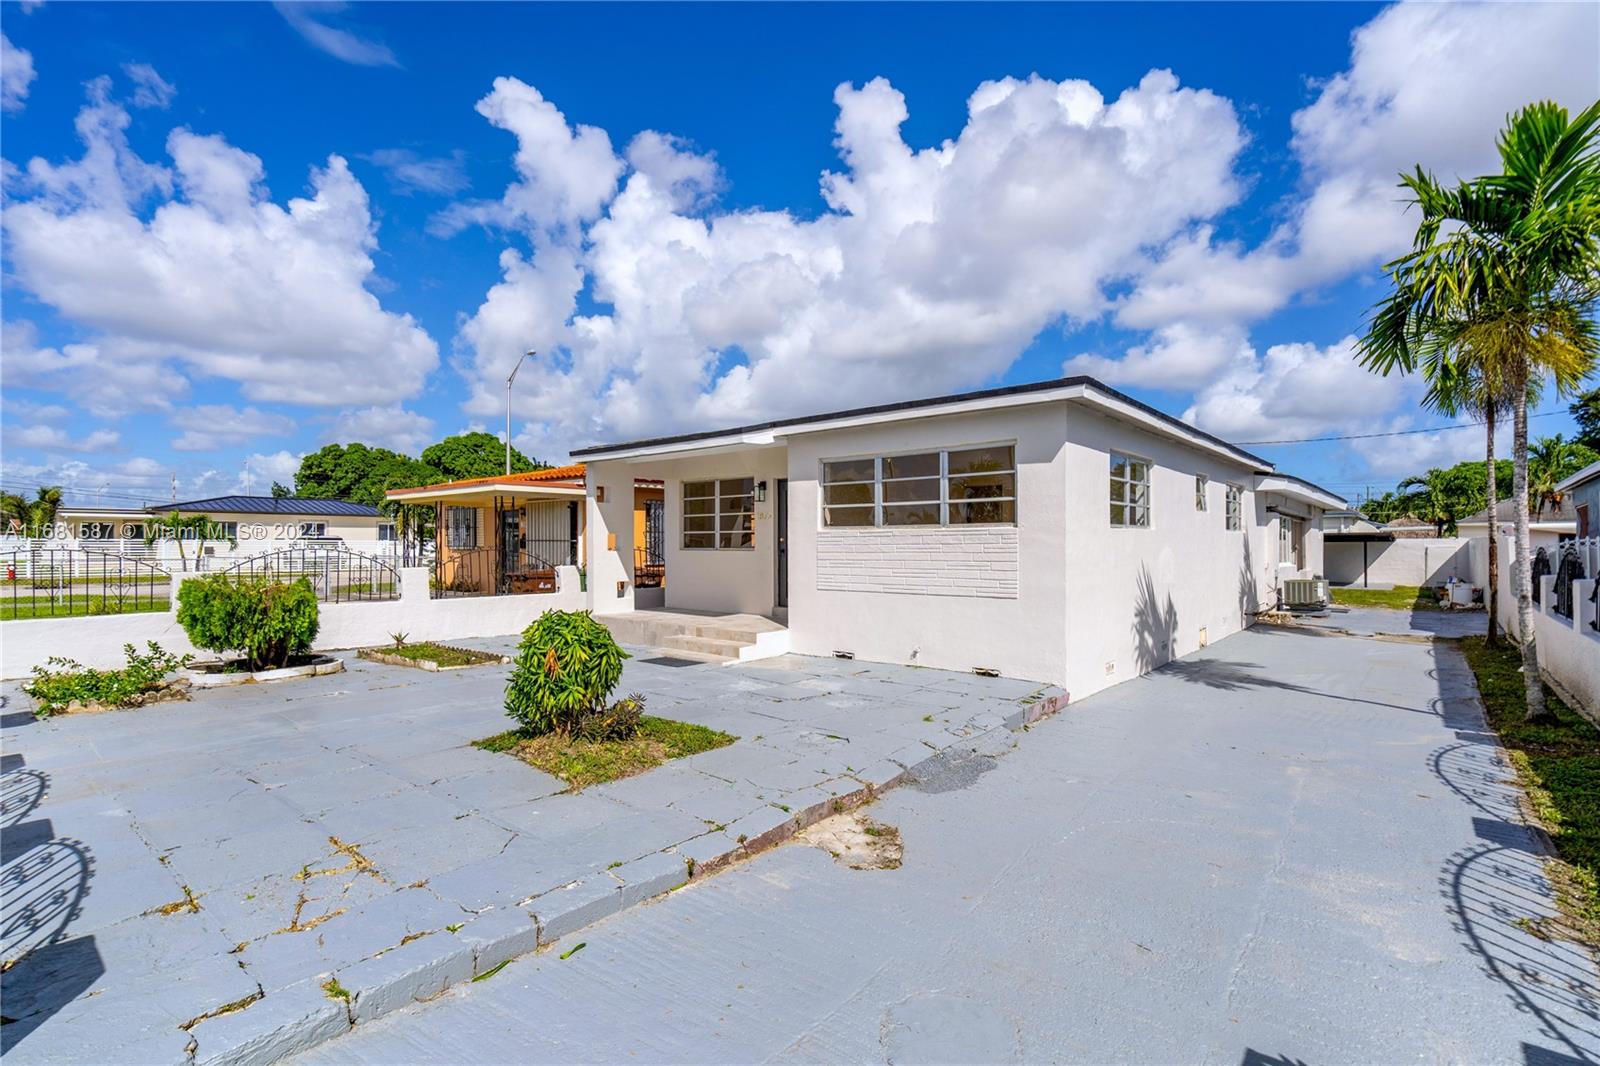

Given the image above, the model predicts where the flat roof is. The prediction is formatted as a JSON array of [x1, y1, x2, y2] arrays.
[[161, 496, 382, 517], [571, 375, 1271, 469]]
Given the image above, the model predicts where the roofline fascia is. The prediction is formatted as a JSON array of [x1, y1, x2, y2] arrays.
[[1555, 458, 1600, 493], [385, 484, 587, 502]]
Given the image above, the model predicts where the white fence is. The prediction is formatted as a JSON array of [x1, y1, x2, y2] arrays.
[[0, 565, 584, 679], [0, 535, 426, 572], [1494, 536, 1600, 720], [1326, 537, 1470, 587]]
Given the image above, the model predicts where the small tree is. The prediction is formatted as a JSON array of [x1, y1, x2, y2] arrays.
[[177, 576, 319, 671], [145, 512, 238, 571], [504, 610, 628, 735]]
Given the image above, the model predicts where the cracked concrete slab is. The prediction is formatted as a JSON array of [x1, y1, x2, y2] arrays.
[[2, 644, 1058, 1063]]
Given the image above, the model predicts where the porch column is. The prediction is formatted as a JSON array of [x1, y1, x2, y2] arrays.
[[586, 460, 636, 614]]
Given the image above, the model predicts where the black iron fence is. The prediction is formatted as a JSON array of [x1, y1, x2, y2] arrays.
[[432, 547, 559, 599], [216, 547, 401, 603], [1, 548, 172, 620], [634, 546, 665, 589], [1551, 542, 1589, 621]]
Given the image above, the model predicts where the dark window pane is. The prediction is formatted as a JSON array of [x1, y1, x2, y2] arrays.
[[683, 515, 714, 533], [882, 452, 938, 479], [684, 480, 716, 499], [948, 445, 1014, 476], [824, 482, 874, 506], [719, 478, 755, 497], [883, 503, 940, 525], [951, 499, 1015, 524], [683, 532, 714, 549], [1110, 503, 1126, 525], [824, 506, 875, 527], [883, 477, 940, 503], [720, 495, 754, 514], [950, 473, 1014, 500], [719, 512, 754, 532], [1128, 461, 1148, 482], [718, 530, 754, 549], [1110, 456, 1128, 480], [1110, 480, 1126, 503], [683, 497, 715, 516], [823, 459, 874, 483]]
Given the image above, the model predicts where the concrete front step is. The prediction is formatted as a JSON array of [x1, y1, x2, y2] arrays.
[[596, 610, 789, 663], [661, 634, 749, 660]]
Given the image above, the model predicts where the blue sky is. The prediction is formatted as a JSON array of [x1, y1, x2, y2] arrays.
[[2, 1, 1596, 509]]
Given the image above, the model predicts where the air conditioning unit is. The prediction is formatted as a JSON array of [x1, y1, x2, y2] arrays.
[[1281, 577, 1328, 609]]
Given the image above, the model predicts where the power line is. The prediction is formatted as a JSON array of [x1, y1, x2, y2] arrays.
[[1232, 409, 1565, 446]]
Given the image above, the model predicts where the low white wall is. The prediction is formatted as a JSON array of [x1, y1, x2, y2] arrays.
[[1326, 537, 1470, 587], [1493, 542, 1600, 720], [0, 566, 583, 679]]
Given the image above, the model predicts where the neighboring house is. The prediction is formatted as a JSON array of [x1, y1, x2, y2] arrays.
[[1324, 524, 1470, 588], [385, 465, 666, 599], [51, 496, 392, 556], [572, 375, 1342, 701], [1381, 515, 1440, 539], [1458, 496, 1578, 554], [1324, 510, 1381, 534], [1556, 459, 1600, 539]]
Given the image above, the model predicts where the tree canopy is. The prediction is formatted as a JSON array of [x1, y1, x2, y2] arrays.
[[420, 432, 539, 481], [1571, 386, 1600, 450], [1357, 436, 1596, 530]]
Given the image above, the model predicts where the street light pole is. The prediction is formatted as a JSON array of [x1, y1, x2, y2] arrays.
[[506, 349, 534, 475]]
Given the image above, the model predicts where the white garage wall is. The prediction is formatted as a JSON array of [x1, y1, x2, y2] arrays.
[[1326, 538, 1470, 587]]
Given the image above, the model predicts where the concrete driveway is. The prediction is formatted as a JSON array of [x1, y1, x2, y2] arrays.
[[291, 622, 1599, 1065], [0, 640, 1059, 1064]]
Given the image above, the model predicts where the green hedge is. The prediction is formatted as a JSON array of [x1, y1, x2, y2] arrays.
[[177, 575, 319, 671]]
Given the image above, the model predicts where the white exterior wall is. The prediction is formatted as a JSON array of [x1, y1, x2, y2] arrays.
[[1493, 540, 1600, 721], [587, 449, 788, 617], [1059, 407, 1267, 701], [1325, 537, 1470, 587], [0, 567, 583, 679], [786, 404, 1069, 685]]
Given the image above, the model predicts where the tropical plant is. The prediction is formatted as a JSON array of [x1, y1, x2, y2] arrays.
[[0, 491, 29, 534], [144, 511, 238, 572], [1357, 99, 1600, 723], [23, 642, 192, 718], [1529, 433, 1600, 514], [1572, 386, 1600, 450], [421, 432, 541, 481], [177, 576, 319, 671], [504, 610, 629, 735], [1396, 468, 1460, 536]]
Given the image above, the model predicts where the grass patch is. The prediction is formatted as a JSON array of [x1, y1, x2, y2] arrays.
[[1329, 584, 1440, 611], [381, 642, 502, 667], [474, 716, 736, 791], [1460, 636, 1599, 945], [2, 598, 170, 620]]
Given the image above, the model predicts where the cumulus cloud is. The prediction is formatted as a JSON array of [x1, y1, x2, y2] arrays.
[[321, 405, 435, 454], [1, 32, 36, 112], [275, 2, 399, 67], [239, 450, 304, 492], [122, 62, 176, 108], [449, 70, 1245, 453], [2, 79, 439, 416], [5, 423, 121, 453], [170, 405, 297, 451], [362, 148, 469, 196]]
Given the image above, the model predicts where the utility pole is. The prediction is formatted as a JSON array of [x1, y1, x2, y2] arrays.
[[506, 348, 534, 475], [172, 473, 177, 503]]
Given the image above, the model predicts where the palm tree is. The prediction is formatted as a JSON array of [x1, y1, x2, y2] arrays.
[[27, 486, 64, 538], [144, 511, 237, 572], [1528, 434, 1591, 515], [0, 492, 29, 535], [1396, 468, 1457, 536], [1357, 99, 1600, 723], [1419, 349, 1528, 646]]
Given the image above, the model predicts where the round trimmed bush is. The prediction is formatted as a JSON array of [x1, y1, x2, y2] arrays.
[[177, 575, 319, 671], [505, 610, 629, 735]]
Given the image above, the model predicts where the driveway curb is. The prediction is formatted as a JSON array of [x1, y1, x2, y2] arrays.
[[186, 692, 1068, 1065]]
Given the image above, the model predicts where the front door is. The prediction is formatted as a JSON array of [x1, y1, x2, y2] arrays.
[[774, 478, 789, 608]]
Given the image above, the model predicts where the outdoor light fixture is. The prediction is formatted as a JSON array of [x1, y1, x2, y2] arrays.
[[756, 480, 767, 502], [505, 348, 534, 475]]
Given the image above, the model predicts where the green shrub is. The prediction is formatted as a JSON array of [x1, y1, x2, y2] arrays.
[[24, 642, 192, 718], [573, 692, 645, 741], [177, 575, 319, 671], [505, 610, 628, 735]]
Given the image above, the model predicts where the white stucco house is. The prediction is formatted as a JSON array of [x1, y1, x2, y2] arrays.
[[573, 376, 1342, 703]]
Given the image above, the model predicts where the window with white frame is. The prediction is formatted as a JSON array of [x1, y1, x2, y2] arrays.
[[378, 523, 397, 541], [445, 507, 478, 549], [1225, 485, 1243, 531], [821, 445, 1016, 528], [1109, 452, 1150, 528], [296, 522, 327, 538], [1195, 475, 1209, 512], [683, 478, 755, 549], [1279, 514, 1303, 568]]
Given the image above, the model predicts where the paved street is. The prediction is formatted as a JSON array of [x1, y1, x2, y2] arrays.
[[0, 641, 1058, 1064], [292, 621, 1597, 1065]]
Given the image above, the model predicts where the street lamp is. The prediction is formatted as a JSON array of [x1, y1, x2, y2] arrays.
[[506, 349, 534, 475]]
